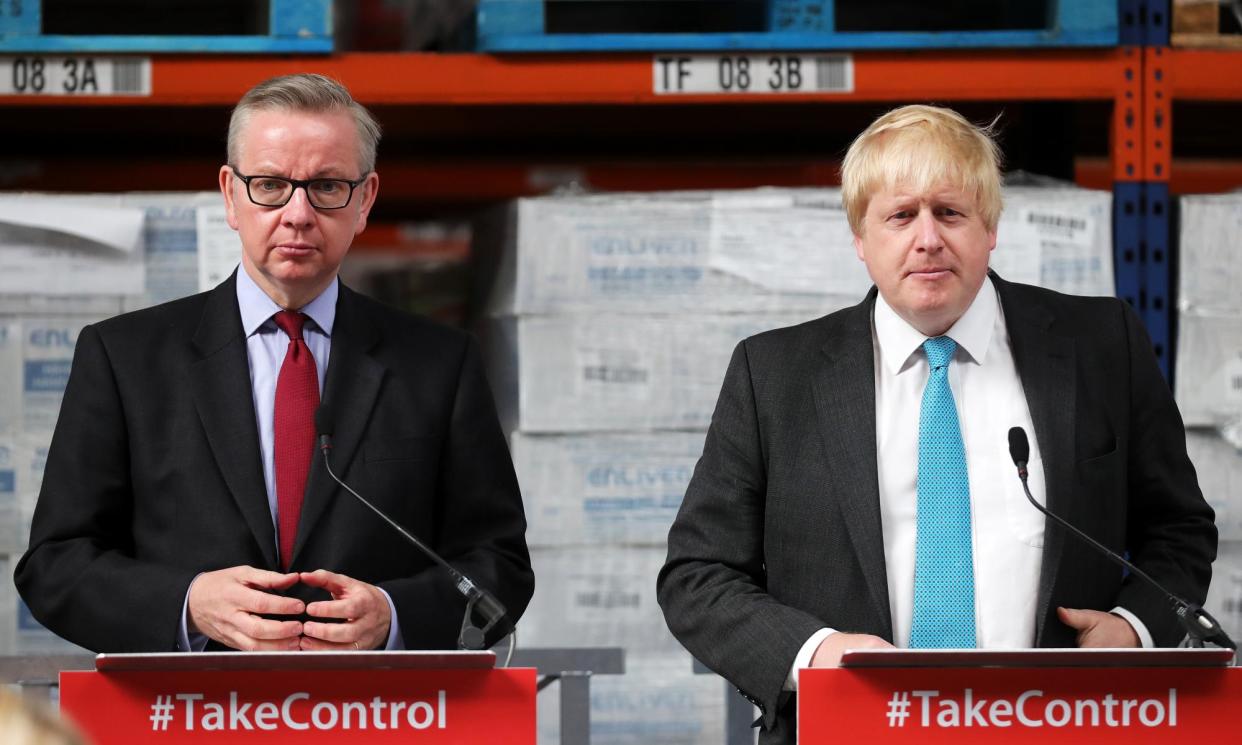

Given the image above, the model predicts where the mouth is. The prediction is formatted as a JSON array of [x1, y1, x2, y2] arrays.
[[906, 267, 953, 280], [273, 243, 317, 258]]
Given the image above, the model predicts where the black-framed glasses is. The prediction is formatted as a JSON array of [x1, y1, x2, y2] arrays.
[[230, 166, 368, 210]]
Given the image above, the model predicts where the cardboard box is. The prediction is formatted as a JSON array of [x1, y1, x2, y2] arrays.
[[499, 312, 819, 433], [1179, 194, 1242, 316], [1174, 313, 1242, 427], [512, 431, 705, 548]]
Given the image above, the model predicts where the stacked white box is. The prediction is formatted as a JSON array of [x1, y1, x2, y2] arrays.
[[514, 312, 813, 433], [1176, 194, 1242, 428], [1185, 429, 1242, 542], [485, 189, 862, 316], [512, 431, 705, 548], [0, 191, 226, 656]]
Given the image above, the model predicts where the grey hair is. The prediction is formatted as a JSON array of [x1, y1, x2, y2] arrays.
[[227, 73, 381, 174]]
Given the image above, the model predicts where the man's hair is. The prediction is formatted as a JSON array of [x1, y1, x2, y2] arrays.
[[227, 73, 382, 174], [841, 104, 1003, 235]]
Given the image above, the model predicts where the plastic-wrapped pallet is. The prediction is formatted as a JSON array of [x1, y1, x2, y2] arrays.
[[511, 431, 706, 548], [479, 186, 1114, 318]]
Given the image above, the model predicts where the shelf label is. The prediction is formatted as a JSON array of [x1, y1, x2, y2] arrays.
[[0, 56, 151, 96], [653, 54, 853, 95]]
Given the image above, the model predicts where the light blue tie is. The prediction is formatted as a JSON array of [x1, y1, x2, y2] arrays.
[[910, 336, 977, 648]]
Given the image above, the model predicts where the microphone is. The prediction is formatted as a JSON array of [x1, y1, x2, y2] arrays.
[[1007, 426, 1234, 650], [314, 407, 509, 652]]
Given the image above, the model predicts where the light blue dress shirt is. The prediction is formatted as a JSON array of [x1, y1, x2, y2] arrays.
[[178, 268, 404, 651]]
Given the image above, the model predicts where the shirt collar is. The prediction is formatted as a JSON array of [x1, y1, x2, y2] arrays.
[[235, 266, 338, 338], [874, 275, 997, 376]]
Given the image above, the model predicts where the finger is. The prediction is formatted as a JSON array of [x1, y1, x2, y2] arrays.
[[239, 568, 302, 591], [1056, 606, 1093, 630], [299, 635, 355, 652], [236, 586, 305, 616], [236, 614, 304, 642], [305, 597, 360, 620], [233, 634, 304, 652], [302, 619, 357, 643]]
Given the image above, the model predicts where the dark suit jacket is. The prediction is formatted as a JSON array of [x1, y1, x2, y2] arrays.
[[15, 274, 533, 652], [656, 274, 1216, 743]]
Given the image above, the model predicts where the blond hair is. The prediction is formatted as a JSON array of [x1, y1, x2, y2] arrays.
[[227, 73, 382, 174], [0, 688, 87, 745], [841, 104, 1003, 235]]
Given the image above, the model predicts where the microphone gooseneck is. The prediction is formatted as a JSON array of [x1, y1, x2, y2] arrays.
[[1006, 426, 1234, 651], [314, 406, 511, 654]]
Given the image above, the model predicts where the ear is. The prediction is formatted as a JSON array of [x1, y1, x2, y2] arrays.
[[353, 171, 380, 237], [853, 232, 867, 262], [219, 166, 240, 231], [987, 227, 998, 253]]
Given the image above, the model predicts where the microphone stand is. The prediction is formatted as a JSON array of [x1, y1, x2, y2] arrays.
[[1011, 448, 1234, 651], [318, 436, 514, 658]]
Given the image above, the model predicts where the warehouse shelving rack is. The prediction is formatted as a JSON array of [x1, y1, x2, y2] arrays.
[[0, 0, 1234, 372]]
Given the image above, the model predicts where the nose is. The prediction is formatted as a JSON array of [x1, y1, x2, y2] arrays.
[[280, 185, 316, 230], [912, 209, 943, 252]]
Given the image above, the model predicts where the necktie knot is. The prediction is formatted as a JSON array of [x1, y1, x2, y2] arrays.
[[274, 310, 307, 341], [922, 336, 957, 370]]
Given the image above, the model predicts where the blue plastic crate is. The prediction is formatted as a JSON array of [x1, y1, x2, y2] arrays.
[[0, 0, 332, 54], [476, 0, 1120, 52]]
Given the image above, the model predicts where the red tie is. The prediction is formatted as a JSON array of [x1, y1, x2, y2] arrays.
[[273, 310, 319, 571]]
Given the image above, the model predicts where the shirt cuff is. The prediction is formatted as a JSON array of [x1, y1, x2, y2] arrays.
[[178, 574, 210, 652], [1110, 606, 1154, 648], [785, 628, 836, 691], [378, 588, 404, 650]]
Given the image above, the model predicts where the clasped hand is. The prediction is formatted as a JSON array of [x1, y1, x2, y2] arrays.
[[186, 566, 390, 651]]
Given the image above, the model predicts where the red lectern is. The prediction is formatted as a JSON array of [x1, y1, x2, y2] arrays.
[[58, 651, 536, 744], [800, 648, 1235, 744]]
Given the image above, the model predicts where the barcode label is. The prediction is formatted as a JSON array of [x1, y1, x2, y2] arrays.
[[654, 53, 853, 95], [111, 59, 146, 94], [0, 56, 151, 96], [815, 55, 850, 91]]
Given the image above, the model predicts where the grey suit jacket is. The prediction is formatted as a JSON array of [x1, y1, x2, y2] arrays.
[[16, 274, 533, 652], [657, 273, 1216, 743]]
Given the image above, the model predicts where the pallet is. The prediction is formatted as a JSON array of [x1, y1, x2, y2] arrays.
[[475, 0, 1120, 52], [0, 0, 332, 54], [1172, 0, 1242, 48]]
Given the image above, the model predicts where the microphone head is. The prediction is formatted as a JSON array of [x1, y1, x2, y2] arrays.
[[1008, 426, 1030, 467], [315, 406, 334, 438]]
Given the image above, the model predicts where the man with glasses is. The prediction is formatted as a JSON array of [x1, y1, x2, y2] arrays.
[[16, 74, 534, 653]]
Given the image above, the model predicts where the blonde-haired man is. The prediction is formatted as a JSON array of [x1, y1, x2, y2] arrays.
[[18, 74, 533, 653], [658, 104, 1215, 743]]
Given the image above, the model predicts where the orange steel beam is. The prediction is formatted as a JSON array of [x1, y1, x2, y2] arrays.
[[0, 50, 1132, 107], [1166, 49, 1242, 99]]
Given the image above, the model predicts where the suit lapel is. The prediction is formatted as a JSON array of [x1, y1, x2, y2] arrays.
[[290, 284, 385, 566], [189, 274, 279, 569], [994, 275, 1076, 645], [809, 291, 893, 639]]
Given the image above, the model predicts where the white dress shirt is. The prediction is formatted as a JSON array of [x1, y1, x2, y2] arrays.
[[786, 278, 1150, 689]]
